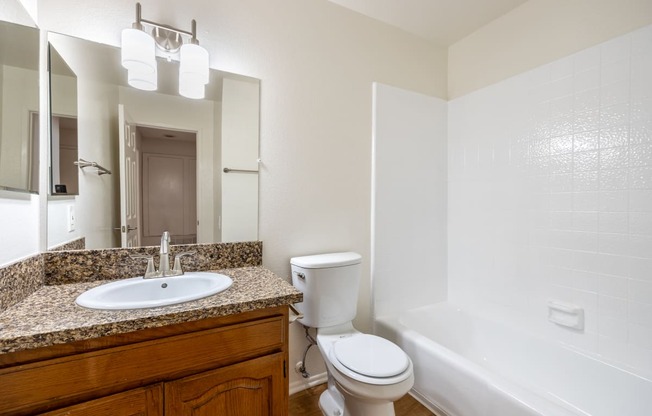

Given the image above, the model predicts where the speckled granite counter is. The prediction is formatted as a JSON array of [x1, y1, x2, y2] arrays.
[[0, 266, 302, 354]]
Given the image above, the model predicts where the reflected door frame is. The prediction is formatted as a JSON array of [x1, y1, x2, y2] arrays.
[[118, 111, 207, 247], [118, 105, 140, 248]]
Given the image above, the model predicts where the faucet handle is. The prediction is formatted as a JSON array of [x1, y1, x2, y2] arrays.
[[172, 251, 196, 274], [130, 255, 157, 278]]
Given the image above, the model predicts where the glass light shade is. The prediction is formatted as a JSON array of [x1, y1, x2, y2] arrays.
[[179, 73, 205, 99], [128, 67, 157, 91], [179, 43, 209, 84], [121, 28, 156, 74]]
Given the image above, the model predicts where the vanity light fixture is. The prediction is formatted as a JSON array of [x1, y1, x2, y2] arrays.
[[120, 2, 210, 98]]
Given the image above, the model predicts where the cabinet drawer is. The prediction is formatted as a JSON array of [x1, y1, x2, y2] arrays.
[[0, 316, 284, 415]]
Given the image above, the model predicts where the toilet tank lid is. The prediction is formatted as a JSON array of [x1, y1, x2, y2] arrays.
[[291, 252, 361, 269]]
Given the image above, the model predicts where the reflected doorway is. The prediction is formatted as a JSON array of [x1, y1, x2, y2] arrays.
[[136, 125, 197, 246]]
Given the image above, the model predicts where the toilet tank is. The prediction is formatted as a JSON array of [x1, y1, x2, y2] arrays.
[[291, 252, 362, 328]]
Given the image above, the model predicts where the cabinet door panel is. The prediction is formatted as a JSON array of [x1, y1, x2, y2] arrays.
[[42, 384, 163, 416], [165, 353, 286, 416]]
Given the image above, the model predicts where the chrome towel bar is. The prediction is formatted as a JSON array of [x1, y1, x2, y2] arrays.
[[223, 167, 258, 173], [74, 158, 112, 175]]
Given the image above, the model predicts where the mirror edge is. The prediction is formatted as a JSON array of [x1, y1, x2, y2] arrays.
[[38, 29, 51, 254]]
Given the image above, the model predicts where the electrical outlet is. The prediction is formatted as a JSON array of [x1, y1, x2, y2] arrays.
[[68, 205, 76, 232]]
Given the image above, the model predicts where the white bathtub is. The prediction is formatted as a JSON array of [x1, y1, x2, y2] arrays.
[[376, 302, 652, 416]]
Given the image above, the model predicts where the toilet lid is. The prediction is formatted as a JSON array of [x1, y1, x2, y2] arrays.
[[332, 334, 409, 378]]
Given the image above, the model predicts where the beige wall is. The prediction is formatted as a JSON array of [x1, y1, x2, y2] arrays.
[[449, 0, 652, 99]]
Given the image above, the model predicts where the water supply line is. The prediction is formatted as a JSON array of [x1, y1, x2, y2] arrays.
[[298, 324, 317, 379]]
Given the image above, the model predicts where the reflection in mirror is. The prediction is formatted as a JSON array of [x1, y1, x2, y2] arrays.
[[46, 33, 260, 251], [0, 20, 39, 193], [49, 43, 78, 195]]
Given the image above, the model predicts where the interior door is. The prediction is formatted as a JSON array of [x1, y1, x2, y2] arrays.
[[118, 104, 140, 248]]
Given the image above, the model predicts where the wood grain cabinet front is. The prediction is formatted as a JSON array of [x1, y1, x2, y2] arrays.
[[41, 384, 164, 416], [0, 306, 289, 416], [165, 353, 287, 416]]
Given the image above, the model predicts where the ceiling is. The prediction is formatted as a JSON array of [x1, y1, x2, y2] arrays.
[[328, 0, 528, 46], [137, 125, 197, 143]]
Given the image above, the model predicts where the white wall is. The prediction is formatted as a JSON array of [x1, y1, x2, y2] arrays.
[[76, 80, 120, 248], [47, 197, 80, 248], [372, 83, 448, 319], [448, 24, 652, 378], [449, 0, 652, 99], [0, 190, 39, 266], [0, 0, 35, 27], [17, 0, 37, 24], [0, 66, 38, 190]]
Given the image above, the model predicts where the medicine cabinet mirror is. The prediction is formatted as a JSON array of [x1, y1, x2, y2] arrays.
[[0, 20, 40, 194]]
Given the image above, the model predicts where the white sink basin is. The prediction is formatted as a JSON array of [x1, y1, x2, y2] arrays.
[[75, 272, 233, 310]]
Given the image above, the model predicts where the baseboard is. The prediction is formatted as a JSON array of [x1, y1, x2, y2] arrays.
[[289, 371, 328, 395], [409, 389, 450, 416]]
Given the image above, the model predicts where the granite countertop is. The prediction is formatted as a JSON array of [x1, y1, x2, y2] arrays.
[[0, 266, 302, 354]]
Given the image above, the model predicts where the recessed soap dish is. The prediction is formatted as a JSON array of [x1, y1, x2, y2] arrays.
[[547, 300, 584, 331]]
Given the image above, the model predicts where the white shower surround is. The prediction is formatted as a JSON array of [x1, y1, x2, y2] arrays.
[[447, 24, 652, 378], [373, 23, 652, 414]]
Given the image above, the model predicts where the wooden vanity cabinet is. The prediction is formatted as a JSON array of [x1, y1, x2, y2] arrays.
[[0, 306, 289, 416]]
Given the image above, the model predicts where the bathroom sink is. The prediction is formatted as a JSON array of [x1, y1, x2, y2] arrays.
[[75, 272, 233, 310]]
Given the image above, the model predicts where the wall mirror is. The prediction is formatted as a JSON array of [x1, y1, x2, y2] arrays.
[[49, 43, 78, 195], [0, 19, 39, 194], [46, 32, 260, 251]]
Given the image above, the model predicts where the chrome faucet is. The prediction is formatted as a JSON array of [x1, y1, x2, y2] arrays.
[[131, 231, 195, 279], [159, 231, 171, 276]]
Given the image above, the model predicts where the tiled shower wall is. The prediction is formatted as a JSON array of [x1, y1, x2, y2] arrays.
[[448, 25, 652, 377]]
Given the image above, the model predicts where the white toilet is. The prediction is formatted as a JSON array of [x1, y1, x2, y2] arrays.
[[291, 252, 414, 416]]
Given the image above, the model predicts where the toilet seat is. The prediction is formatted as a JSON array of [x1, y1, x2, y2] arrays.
[[327, 334, 412, 385]]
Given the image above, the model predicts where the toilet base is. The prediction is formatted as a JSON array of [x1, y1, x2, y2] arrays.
[[319, 388, 342, 416], [318, 382, 396, 416], [338, 385, 397, 416]]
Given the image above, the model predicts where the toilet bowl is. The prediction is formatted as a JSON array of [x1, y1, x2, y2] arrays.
[[317, 324, 414, 416], [291, 252, 414, 416]]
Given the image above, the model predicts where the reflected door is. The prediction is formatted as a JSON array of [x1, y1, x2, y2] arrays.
[[118, 104, 140, 248]]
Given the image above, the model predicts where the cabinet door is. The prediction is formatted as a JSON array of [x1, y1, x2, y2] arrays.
[[165, 353, 287, 416], [41, 384, 163, 416]]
